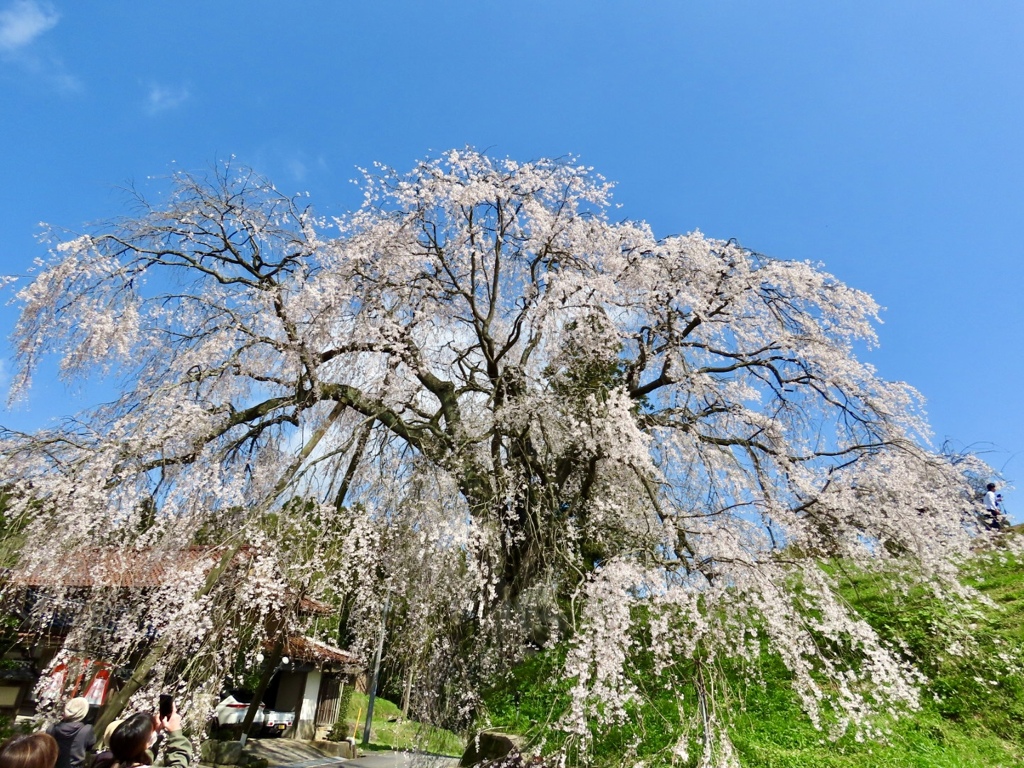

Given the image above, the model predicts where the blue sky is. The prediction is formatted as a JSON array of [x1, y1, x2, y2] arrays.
[[0, 1, 1021, 513]]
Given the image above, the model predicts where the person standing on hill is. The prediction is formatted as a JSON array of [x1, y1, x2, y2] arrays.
[[984, 483, 1005, 529], [46, 698, 95, 768]]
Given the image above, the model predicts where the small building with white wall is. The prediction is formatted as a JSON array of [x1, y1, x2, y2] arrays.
[[264, 635, 362, 740]]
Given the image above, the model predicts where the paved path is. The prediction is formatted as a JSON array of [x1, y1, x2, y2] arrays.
[[342, 752, 459, 768], [246, 740, 458, 768], [246, 740, 342, 768], [261, 758, 346, 768]]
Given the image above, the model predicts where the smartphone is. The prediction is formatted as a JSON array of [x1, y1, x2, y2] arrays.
[[159, 694, 173, 720]]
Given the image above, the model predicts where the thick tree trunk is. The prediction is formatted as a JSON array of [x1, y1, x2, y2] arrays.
[[239, 637, 284, 746]]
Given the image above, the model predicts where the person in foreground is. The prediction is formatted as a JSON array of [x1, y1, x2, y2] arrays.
[[0, 733, 59, 768], [47, 697, 95, 768], [94, 705, 190, 768]]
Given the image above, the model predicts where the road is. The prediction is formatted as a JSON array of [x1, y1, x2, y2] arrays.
[[253, 748, 458, 768], [342, 752, 460, 768], [242, 737, 460, 768]]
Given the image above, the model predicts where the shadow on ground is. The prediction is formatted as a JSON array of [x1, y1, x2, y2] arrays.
[[245, 739, 345, 767]]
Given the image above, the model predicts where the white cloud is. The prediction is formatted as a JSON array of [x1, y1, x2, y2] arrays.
[[287, 158, 308, 182], [285, 153, 329, 183], [0, 1, 77, 92], [146, 83, 189, 114], [0, 0, 58, 54]]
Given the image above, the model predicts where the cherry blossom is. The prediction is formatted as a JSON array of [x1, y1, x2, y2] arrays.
[[0, 151, 999, 758]]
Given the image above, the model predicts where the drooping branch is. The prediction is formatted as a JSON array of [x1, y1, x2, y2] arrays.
[[0, 151, 984, 750]]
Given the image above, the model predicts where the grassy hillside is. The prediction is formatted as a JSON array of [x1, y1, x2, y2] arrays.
[[338, 690, 464, 756], [478, 550, 1024, 767]]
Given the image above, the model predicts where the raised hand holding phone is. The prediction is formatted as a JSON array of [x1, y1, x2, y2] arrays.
[[158, 695, 182, 732]]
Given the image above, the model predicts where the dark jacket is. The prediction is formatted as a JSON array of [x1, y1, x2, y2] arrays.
[[47, 720, 97, 768]]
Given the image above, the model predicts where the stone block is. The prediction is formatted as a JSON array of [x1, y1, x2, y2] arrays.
[[460, 731, 526, 767], [339, 739, 357, 759], [215, 740, 244, 766], [308, 739, 357, 759], [199, 739, 219, 764]]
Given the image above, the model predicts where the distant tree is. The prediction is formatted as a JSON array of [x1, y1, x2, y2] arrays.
[[0, 151, 992, 759]]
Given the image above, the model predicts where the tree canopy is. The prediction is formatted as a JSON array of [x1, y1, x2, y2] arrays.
[[0, 150, 992, 760]]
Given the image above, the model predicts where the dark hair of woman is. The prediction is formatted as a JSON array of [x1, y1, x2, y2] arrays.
[[0, 732, 59, 768], [104, 713, 156, 767]]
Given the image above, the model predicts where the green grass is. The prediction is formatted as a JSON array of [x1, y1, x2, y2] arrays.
[[338, 691, 464, 756], [719, 552, 1024, 767], [731, 666, 1022, 768], [478, 550, 1024, 767]]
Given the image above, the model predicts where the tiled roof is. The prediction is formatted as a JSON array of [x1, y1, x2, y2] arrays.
[[295, 595, 334, 615], [9, 546, 234, 588], [280, 634, 360, 668], [9, 548, 335, 616]]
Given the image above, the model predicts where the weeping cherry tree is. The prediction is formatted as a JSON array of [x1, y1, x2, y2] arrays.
[[0, 150, 993, 763]]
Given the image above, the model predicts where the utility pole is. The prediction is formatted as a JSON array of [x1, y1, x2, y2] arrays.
[[361, 595, 390, 747]]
